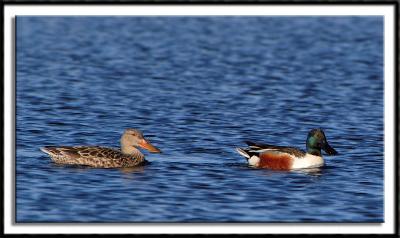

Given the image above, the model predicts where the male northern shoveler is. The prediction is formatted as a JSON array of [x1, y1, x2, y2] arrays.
[[40, 128, 161, 168], [236, 128, 338, 170]]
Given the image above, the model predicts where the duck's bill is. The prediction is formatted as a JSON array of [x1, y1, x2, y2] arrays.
[[139, 139, 161, 153], [323, 143, 338, 155]]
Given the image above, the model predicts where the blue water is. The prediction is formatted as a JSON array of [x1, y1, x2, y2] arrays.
[[16, 17, 383, 222]]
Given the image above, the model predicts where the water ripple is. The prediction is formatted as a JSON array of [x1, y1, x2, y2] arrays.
[[16, 16, 383, 222]]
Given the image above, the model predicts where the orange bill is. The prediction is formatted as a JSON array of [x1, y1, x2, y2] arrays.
[[138, 139, 161, 153]]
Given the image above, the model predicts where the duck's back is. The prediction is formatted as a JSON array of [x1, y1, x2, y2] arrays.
[[40, 146, 144, 168]]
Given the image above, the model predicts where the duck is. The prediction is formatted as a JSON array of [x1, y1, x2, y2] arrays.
[[40, 128, 161, 168], [236, 128, 338, 170]]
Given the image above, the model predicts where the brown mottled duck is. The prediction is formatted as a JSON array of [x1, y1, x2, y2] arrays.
[[40, 128, 161, 168]]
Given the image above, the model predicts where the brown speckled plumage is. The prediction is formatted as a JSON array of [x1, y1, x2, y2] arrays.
[[41, 129, 161, 168], [41, 146, 145, 168]]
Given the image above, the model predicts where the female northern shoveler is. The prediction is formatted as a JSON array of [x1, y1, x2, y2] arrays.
[[40, 128, 161, 168], [236, 128, 338, 170]]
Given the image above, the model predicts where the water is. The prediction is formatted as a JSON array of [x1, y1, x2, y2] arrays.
[[16, 17, 383, 222]]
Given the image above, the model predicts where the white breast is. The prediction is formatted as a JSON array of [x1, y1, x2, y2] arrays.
[[291, 153, 324, 169]]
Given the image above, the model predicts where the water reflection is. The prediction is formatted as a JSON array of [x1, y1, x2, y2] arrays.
[[119, 166, 146, 174], [292, 167, 324, 176]]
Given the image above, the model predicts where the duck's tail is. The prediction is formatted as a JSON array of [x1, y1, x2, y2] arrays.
[[236, 148, 250, 159], [40, 146, 58, 156], [236, 147, 262, 160]]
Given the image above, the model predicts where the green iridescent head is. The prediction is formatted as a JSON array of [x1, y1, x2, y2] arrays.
[[306, 128, 338, 156]]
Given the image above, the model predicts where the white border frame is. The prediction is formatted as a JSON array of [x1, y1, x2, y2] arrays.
[[4, 4, 396, 235]]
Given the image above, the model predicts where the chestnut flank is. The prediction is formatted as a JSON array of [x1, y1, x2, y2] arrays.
[[259, 153, 294, 170]]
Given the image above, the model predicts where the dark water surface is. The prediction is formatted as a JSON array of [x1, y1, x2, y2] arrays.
[[16, 17, 383, 222]]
